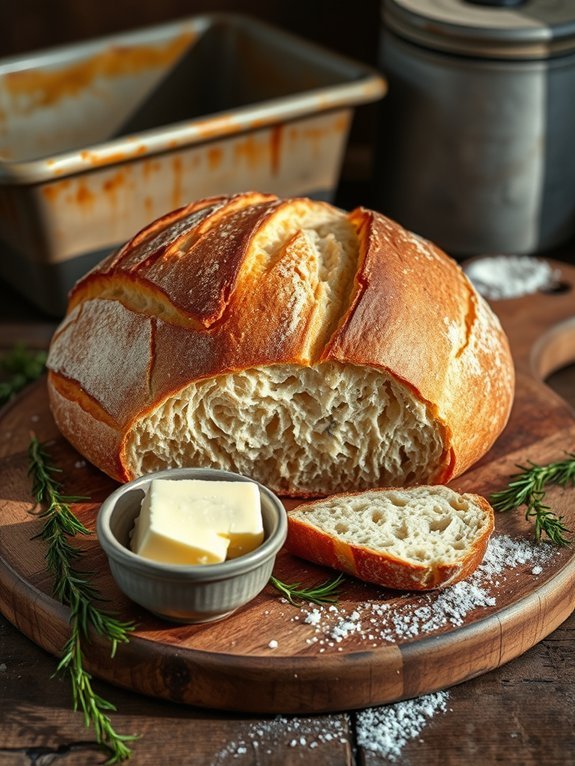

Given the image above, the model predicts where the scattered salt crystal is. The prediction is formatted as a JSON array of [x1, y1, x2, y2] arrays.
[[0, 663, 7, 672], [296, 535, 555, 647], [356, 692, 449, 761], [74, 460, 86, 469], [213, 536, 556, 762], [330, 615, 362, 642], [213, 715, 349, 761], [464, 255, 559, 300], [30, 415, 39, 422], [480, 534, 552, 574], [305, 609, 322, 626]]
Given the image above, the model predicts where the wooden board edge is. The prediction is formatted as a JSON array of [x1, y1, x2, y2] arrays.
[[2, 539, 574, 714]]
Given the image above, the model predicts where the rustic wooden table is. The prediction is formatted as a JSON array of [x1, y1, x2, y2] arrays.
[[0, 273, 574, 766]]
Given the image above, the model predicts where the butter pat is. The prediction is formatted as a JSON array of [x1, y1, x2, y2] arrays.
[[131, 479, 264, 565]]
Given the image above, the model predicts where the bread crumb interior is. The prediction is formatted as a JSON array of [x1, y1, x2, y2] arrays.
[[126, 362, 444, 495], [294, 486, 489, 564]]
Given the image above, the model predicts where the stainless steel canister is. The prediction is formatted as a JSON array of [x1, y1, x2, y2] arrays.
[[377, 0, 575, 255]]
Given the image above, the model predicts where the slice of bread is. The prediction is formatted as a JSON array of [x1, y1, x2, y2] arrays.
[[286, 485, 494, 591]]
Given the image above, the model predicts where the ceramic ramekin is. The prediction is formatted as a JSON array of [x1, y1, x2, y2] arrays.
[[96, 467, 287, 624]]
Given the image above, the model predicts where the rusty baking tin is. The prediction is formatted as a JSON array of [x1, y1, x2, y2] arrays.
[[0, 14, 386, 315]]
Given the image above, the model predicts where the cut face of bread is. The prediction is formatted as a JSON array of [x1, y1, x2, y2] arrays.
[[286, 485, 494, 590], [125, 362, 445, 496]]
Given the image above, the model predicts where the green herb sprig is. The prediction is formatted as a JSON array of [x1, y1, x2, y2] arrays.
[[491, 454, 575, 546], [28, 436, 137, 763], [0, 344, 46, 405], [270, 573, 345, 606]]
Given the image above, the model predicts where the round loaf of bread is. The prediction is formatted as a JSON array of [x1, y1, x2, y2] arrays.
[[46, 192, 514, 496]]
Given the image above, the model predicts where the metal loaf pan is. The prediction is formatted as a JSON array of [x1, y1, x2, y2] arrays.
[[0, 14, 386, 315]]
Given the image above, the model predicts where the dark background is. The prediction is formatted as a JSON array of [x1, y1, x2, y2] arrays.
[[0, 1, 381, 64]]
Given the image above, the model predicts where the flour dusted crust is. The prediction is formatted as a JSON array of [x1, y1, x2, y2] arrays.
[[47, 192, 514, 495]]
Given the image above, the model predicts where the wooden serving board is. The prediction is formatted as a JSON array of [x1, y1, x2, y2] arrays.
[[1, 260, 575, 714]]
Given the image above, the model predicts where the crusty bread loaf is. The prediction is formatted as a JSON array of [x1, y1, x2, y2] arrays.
[[286, 486, 494, 590], [46, 192, 514, 496]]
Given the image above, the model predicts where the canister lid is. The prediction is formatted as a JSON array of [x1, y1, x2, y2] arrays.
[[383, 0, 575, 58]]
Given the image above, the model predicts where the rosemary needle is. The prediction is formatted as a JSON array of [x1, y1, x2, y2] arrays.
[[270, 573, 345, 606], [490, 454, 575, 546], [28, 435, 137, 763]]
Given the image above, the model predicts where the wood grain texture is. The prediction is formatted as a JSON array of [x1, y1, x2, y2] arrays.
[[0, 262, 574, 716], [1, 607, 574, 765], [0, 617, 353, 766]]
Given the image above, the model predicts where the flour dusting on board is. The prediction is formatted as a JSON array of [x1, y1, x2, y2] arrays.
[[464, 255, 559, 300], [294, 535, 556, 648]]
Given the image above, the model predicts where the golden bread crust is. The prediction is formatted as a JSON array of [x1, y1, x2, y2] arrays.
[[46, 192, 514, 489], [324, 209, 514, 481]]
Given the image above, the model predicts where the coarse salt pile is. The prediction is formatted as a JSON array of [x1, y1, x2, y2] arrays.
[[464, 255, 559, 300], [356, 691, 450, 761], [297, 534, 556, 649]]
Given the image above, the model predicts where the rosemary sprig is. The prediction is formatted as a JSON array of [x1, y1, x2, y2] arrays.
[[490, 454, 575, 546], [28, 435, 137, 763], [270, 573, 345, 606], [0, 344, 46, 405]]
